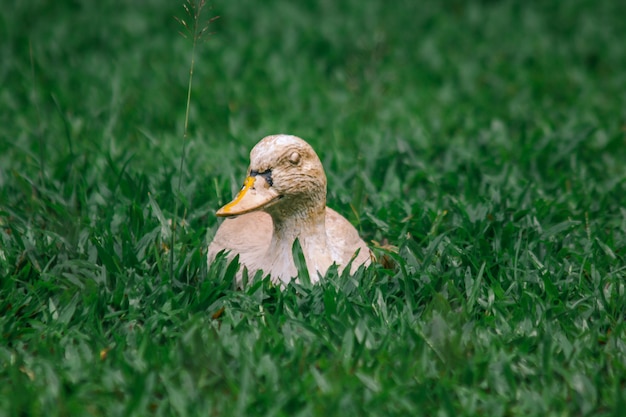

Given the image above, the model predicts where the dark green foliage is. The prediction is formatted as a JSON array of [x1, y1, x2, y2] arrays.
[[1, 0, 625, 415]]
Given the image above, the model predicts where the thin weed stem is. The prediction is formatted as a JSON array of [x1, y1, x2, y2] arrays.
[[176, 9, 198, 195], [29, 40, 45, 186], [171, 0, 218, 281]]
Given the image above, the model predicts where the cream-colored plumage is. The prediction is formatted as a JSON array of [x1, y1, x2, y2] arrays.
[[207, 134, 371, 285]]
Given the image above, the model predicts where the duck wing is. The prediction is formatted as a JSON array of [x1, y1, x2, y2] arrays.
[[325, 207, 371, 272]]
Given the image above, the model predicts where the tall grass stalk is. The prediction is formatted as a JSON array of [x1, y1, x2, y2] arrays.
[[29, 40, 45, 186], [171, 0, 218, 280]]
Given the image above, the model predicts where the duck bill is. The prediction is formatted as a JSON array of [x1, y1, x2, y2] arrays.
[[216, 175, 280, 217]]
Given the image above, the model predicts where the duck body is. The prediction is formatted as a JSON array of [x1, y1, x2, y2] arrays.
[[207, 134, 370, 285]]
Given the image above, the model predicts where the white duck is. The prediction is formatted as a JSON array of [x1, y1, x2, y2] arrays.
[[207, 134, 371, 285]]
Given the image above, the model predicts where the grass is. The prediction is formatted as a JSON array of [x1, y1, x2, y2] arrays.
[[1, 0, 626, 415]]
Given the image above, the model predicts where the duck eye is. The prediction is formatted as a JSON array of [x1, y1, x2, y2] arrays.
[[288, 151, 301, 165]]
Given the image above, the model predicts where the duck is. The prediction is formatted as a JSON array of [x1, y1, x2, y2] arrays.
[[207, 134, 371, 285]]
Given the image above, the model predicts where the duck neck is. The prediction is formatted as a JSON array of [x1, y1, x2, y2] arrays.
[[266, 200, 332, 281], [271, 205, 326, 243]]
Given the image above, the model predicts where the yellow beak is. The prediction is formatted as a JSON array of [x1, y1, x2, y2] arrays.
[[216, 175, 280, 217]]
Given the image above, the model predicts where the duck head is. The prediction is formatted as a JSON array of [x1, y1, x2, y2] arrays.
[[216, 135, 327, 219]]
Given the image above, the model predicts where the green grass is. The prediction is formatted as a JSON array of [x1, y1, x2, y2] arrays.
[[2, 0, 626, 415]]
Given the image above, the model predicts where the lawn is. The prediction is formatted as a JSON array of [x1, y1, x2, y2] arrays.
[[1, 0, 626, 415]]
